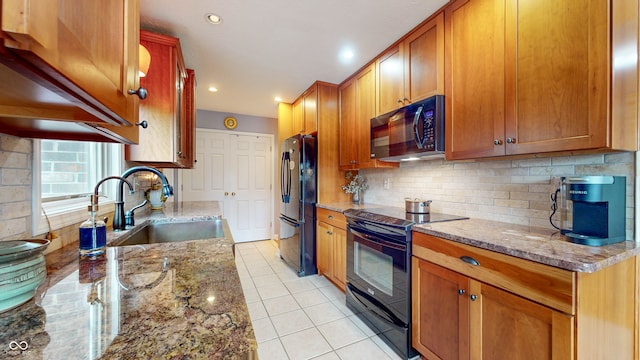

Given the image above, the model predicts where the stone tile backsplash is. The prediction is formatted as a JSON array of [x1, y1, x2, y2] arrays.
[[360, 152, 636, 239]]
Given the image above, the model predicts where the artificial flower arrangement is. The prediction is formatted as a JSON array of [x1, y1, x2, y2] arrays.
[[341, 172, 368, 203]]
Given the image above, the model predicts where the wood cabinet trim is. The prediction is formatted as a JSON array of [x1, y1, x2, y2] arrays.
[[413, 232, 575, 314]]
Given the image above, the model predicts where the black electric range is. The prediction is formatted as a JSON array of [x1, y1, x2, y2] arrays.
[[342, 206, 468, 360]]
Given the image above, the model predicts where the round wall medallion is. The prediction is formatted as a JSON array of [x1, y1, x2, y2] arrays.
[[224, 116, 238, 129]]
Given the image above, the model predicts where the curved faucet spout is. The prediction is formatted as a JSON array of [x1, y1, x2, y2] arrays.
[[91, 176, 133, 213], [113, 166, 173, 231]]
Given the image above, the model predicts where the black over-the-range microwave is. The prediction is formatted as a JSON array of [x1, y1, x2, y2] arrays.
[[370, 95, 444, 161]]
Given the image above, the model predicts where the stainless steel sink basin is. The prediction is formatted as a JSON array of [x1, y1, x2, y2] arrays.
[[111, 220, 224, 246]]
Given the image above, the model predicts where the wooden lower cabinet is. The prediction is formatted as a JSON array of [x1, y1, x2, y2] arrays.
[[413, 258, 573, 360], [316, 208, 346, 291], [412, 232, 638, 360]]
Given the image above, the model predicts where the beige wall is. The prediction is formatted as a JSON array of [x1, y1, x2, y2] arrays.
[[361, 152, 635, 239]]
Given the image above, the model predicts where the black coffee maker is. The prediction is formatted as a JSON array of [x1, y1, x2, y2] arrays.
[[559, 176, 626, 246]]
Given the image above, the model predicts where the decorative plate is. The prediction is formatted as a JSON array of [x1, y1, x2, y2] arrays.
[[224, 116, 237, 129]]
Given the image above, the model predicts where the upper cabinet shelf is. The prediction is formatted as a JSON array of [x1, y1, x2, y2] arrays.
[[0, 0, 141, 143]]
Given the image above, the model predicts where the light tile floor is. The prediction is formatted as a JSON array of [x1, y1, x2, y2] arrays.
[[235, 240, 403, 360]]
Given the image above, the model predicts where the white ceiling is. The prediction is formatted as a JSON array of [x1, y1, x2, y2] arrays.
[[139, 0, 448, 119]]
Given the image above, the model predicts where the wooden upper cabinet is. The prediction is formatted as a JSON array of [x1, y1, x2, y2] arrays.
[[339, 65, 399, 170], [377, 46, 404, 115], [339, 77, 357, 169], [0, 0, 140, 143], [181, 68, 196, 168], [377, 12, 444, 116], [445, 0, 638, 160], [290, 83, 319, 136], [445, 0, 506, 160], [126, 30, 194, 168], [504, 0, 608, 155], [303, 86, 318, 134], [292, 97, 304, 135]]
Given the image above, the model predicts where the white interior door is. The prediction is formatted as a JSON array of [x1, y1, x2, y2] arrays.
[[181, 129, 273, 243]]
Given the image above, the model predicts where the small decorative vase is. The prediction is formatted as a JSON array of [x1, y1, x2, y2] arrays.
[[352, 190, 361, 204], [147, 184, 167, 210]]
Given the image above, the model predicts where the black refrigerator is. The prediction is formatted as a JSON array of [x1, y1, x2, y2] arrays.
[[279, 134, 317, 276]]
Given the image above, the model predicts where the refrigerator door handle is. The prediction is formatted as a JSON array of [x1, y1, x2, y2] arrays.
[[279, 215, 300, 227], [280, 151, 291, 203]]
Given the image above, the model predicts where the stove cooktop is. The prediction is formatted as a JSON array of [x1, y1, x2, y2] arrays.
[[343, 207, 469, 228]]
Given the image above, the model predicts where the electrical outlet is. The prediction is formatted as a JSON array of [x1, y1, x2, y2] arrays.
[[383, 178, 391, 190]]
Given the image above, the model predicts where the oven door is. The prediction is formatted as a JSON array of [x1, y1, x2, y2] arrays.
[[346, 222, 409, 325]]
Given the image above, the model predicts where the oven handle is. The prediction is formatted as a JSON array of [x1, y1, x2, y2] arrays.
[[346, 283, 408, 329], [349, 227, 406, 251]]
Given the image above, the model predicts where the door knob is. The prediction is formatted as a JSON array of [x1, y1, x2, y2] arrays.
[[224, 192, 229, 196], [232, 192, 236, 196], [128, 87, 148, 100]]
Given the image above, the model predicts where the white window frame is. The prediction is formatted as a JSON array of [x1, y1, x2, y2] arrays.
[[32, 140, 124, 236]]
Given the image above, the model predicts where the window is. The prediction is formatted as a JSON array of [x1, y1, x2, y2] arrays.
[[32, 140, 123, 235]]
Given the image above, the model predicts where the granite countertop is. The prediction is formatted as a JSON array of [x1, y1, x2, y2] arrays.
[[317, 202, 640, 273], [0, 201, 257, 359], [413, 218, 640, 273]]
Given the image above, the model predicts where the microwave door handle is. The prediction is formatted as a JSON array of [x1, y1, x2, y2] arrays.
[[413, 105, 426, 149], [346, 283, 407, 329]]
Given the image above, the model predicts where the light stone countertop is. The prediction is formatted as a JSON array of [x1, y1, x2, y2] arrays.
[[317, 202, 640, 273], [0, 201, 257, 359]]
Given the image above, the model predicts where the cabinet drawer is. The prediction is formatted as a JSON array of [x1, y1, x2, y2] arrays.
[[317, 208, 346, 229], [412, 232, 575, 314]]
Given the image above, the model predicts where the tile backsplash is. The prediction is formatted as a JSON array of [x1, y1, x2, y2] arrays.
[[361, 151, 636, 239]]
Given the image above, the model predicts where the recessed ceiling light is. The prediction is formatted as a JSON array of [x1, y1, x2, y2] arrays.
[[208, 86, 218, 92], [205, 13, 223, 25], [342, 50, 354, 59], [274, 96, 283, 102]]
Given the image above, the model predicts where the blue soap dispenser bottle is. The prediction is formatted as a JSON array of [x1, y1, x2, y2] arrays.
[[79, 208, 107, 256]]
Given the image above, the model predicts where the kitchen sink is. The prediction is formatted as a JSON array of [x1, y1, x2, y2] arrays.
[[111, 219, 224, 246]]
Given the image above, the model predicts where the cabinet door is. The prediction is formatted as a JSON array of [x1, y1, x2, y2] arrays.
[[354, 64, 377, 168], [304, 86, 318, 134], [316, 221, 334, 280], [377, 46, 404, 115], [504, 0, 608, 155], [412, 258, 470, 360], [292, 97, 304, 134], [404, 12, 444, 103], [339, 78, 358, 169], [474, 282, 574, 360], [180, 69, 196, 168], [1, 0, 139, 127], [332, 226, 347, 290], [445, 0, 506, 160], [127, 32, 179, 164]]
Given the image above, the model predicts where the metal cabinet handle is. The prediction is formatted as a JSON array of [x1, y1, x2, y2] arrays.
[[506, 137, 516, 144], [328, 215, 333, 219], [327, 230, 333, 235], [493, 139, 503, 145], [458, 289, 465, 296], [470, 294, 478, 301], [460, 256, 480, 266], [136, 120, 148, 129], [128, 87, 148, 100]]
